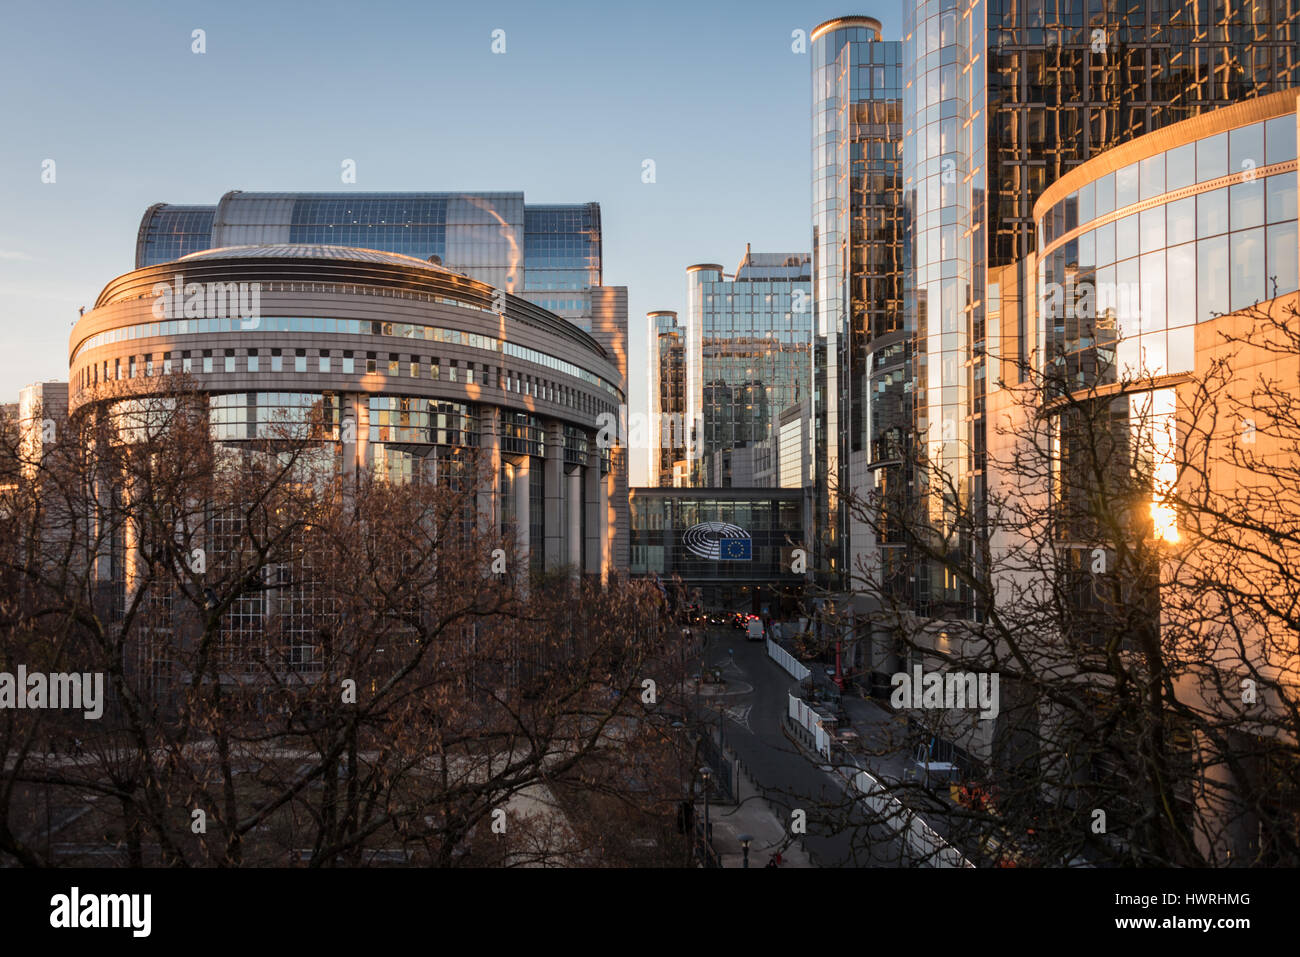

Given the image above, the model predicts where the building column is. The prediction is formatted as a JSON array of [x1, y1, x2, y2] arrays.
[[544, 422, 565, 570], [478, 407, 501, 539], [567, 466, 582, 574], [584, 451, 603, 577], [514, 454, 530, 569]]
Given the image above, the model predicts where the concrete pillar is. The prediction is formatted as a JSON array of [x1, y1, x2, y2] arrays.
[[544, 422, 565, 570], [584, 452, 602, 577], [567, 467, 582, 573], [478, 407, 501, 538], [514, 455, 530, 568]]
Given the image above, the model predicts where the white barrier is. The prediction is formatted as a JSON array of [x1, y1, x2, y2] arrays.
[[767, 638, 811, 682], [787, 693, 974, 869], [787, 693, 832, 760]]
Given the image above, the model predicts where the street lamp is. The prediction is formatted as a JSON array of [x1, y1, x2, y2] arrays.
[[739, 833, 753, 868], [699, 765, 713, 853]]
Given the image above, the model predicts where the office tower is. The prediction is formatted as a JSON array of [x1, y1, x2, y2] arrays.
[[647, 310, 687, 486], [685, 247, 812, 488], [810, 18, 905, 585]]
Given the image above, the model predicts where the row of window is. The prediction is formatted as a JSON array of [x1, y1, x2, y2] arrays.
[[73, 348, 614, 419], [72, 314, 620, 398], [1040, 113, 1298, 247]]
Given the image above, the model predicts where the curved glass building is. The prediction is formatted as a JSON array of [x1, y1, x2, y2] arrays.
[[69, 244, 625, 583]]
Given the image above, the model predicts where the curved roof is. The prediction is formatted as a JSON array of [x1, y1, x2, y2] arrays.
[[177, 243, 456, 273]]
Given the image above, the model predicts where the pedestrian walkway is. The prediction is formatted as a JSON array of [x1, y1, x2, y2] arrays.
[[706, 758, 812, 868]]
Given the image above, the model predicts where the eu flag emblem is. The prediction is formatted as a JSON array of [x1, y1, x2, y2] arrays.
[[718, 538, 752, 561]]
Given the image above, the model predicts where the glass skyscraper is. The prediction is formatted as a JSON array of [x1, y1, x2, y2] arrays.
[[685, 248, 812, 487], [647, 310, 687, 486], [810, 17, 905, 585]]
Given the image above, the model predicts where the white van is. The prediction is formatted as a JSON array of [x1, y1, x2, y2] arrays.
[[746, 618, 765, 641]]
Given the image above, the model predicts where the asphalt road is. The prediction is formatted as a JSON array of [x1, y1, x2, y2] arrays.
[[697, 626, 910, 867]]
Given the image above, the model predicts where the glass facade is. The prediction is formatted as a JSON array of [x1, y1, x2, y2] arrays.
[[902, 1, 988, 614], [136, 193, 605, 332], [811, 19, 904, 584], [986, 0, 1300, 271], [648, 311, 687, 486], [628, 489, 804, 583], [686, 253, 812, 487], [1039, 111, 1299, 389], [136, 205, 216, 266]]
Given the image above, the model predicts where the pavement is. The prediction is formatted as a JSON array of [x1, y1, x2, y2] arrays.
[[705, 759, 814, 868]]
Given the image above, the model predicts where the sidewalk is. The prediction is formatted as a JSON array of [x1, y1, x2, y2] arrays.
[[705, 758, 813, 868]]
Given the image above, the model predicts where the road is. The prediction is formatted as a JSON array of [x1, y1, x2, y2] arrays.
[[696, 626, 910, 867]]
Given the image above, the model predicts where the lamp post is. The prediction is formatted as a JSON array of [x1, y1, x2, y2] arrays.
[[739, 833, 753, 868], [699, 765, 713, 857]]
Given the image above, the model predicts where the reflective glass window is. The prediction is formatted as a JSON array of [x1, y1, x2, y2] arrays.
[[1117, 213, 1140, 261], [1140, 208, 1165, 253], [1140, 155, 1165, 200], [1197, 189, 1229, 238], [1267, 222, 1299, 296], [1166, 143, 1196, 191], [1095, 172, 1115, 215], [1266, 115, 1298, 165], [1197, 235, 1229, 323], [1167, 196, 1196, 246], [1267, 174, 1297, 224], [1231, 179, 1266, 231], [1116, 162, 1140, 208], [1230, 227, 1266, 311], [1229, 123, 1265, 177], [1096, 221, 1116, 266], [1197, 133, 1228, 183], [1167, 243, 1197, 327]]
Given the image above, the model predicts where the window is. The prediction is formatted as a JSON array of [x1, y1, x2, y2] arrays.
[[182, 354, 191, 374], [203, 352, 213, 374], [247, 351, 259, 372], [320, 352, 331, 373], [430, 361, 440, 380], [1140, 154, 1165, 200], [409, 360, 418, 377], [1140, 208, 1165, 254], [1197, 189, 1228, 238], [1267, 222, 1299, 297], [449, 363, 457, 383], [1267, 174, 1297, 224], [1117, 214, 1140, 261], [1166, 143, 1196, 191], [1167, 243, 1196, 327], [1230, 227, 1266, 311], [388, 358, 399, 375], [1197, 234, 1229, 323], [1231, 179, 1265, 231], [342, 354, 354, 374], [1197, 133, 1227, 183], [367, 358, 376, 374], [1166, 196, 1195, 246], [295, 350, 307, 373], [1230, 123, 1265, 178], [224, 350, 235, 373], [1265, 115, 1297, 165], [1116, 162, 1140, 208], [271, 349, 283, 372]]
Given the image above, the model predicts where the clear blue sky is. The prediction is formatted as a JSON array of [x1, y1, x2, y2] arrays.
[[0, 0, 903, 483]]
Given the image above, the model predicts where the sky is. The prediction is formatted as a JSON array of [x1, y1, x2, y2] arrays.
[[0, 0, 904, 484]]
